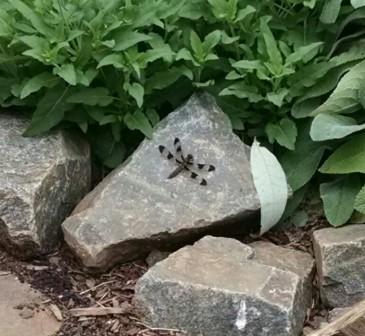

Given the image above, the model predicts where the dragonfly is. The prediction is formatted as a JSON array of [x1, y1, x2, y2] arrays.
[[158, 137, 215, 186]]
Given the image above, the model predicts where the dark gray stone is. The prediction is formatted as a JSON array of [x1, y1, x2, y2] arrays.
[[62, 93, 260, 271], [313, 224, 365, 307], [134, 236, 314, 336], [0, 113, 91, 257]]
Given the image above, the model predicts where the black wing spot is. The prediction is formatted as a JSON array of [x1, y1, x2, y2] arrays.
[[158, 145, 165, 153], [191, 172, 198, 179], [167, 153, 174, 159], [208, 165, 215, 171], [174, 137, 180, 145], [200, 179, 207, 186]]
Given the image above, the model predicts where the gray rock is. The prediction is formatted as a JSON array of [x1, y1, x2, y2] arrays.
[[62, 93, 260, 272], [313, 224, 365, 307], [0, 113, 90, 257], [134, 236, 314, 336]]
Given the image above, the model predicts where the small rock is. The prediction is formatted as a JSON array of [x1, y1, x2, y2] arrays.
[[135, 236, 314, 336], [313, 224, 365, 307], [63, 93, 261, 272], [0, 113, 91, 258], [19, 307, 34, 319], [145, 250, 170, 267]]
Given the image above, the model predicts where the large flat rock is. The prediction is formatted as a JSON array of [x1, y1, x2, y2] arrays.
[[313, 224, 365, 307], [63, 93, 260, 272], [134, 236, 314, 336], [0, 113, 91, 257], [0, 274, 61, 336]]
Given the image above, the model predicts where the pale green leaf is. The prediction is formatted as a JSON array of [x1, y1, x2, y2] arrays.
[[354, 184, 365, 214], [219, 82, 262, 102], [203, 30, 221, 52], [97, 54, 125, 69], [285, 42, 323, 65], [320, 0, 343, 23], [53, 64, 77, 86], [311, 60, 365, 116], [266, 88, 288, 107], [311, 114, 365, 141], [125, 82, 144, 108], [260, 17, 282, 65], [266, 118, 297, 150], [124, 110, 153, 138], [250, 139, 288, 235], [320, 133, 365, 174], [190, 30, 204, 59], [113, 31, 152, 51], [320, 175, 361, 226], [351, 0, 365, 8], [20, 72, 59, 99]]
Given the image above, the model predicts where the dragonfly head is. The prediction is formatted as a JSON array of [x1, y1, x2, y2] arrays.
[[186, 154, 194, 163]]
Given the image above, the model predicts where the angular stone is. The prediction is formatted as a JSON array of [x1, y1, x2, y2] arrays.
[[313, 224, 365, 308], [0, 113, 90, 258], [0, 274, 61, 336], [134, 236, 314, 336], [63, 93, 260, 272]]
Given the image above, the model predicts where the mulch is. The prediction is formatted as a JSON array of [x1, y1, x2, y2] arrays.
[[0, 215, 329, 336]]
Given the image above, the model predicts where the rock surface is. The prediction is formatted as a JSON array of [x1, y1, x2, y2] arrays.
[[0, 113, 90, 258], [134, 236, 314, 336], [0, 274, 61, 336], [313, 224, 365, 307], [63, 93, 260, 272]]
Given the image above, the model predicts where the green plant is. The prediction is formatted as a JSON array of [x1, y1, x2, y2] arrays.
[[2, 0, 365, 227]]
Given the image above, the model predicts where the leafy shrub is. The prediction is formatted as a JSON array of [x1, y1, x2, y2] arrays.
[[2, 0, 365, 226]]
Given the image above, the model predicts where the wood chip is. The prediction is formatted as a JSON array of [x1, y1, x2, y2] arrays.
[[0, 271, 10, 276], [69, 304, 131, 317], [48, 303, 63, 321]]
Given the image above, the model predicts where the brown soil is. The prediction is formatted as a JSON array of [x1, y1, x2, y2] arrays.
[[0, 216, 329, 336]]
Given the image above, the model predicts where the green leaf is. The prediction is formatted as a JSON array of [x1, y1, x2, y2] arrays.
[[320, 175, 361, 226], [220, 82, 262, 102], [124, 82, 144, 108], [124, 110, 153, 138], [351, 0, 365, 8], [285, 42, 323, 66], [146, 108, 160, 126], [20, 72, 59, 99], [24, 85, 73, 136], [146, 66, 193, 91], [320, 0, 343, 24], [235, 5, 256, 22], [250, 139, 288, 234], [53, 64, 77, 86], [266, 88, 288, 107], [190, 30, 204, 60], [354, 184, 365, 213], [259, 17, 282, 65], [11, 0, 52, 36], [280, 136, 326, 191], [203, 30, 221, 53], [113, 31, 152, 51], [320, 133, 365, 174], [311, 114, 365, 141], [266, 118, 297, 150], [67, 88, 114, 106], [311, 60, 365, 116], [97, 54, 125, 69]]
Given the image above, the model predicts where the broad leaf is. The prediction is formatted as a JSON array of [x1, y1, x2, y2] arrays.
[[53, 64, 77, 86], [354, 184, 365, 214], [266, 117, 297, 150], [311, 114, 365, 141], [311, 59, 365, 116], [24, 85, 73, 136], [67, 88, 114, 106], [351, 0, 365, 8], [220, 82, 262, 102], [320, 175, 361, 226], [124, 82, 144, 108], [124, 110, 153, 138], [320, 133, 365, 174], [20, 72, 59, 99], [113, 31, 152, 51], [259, 17, 282, 65], [280, 123, 326, 191], [266, 88, 288, 107], [320, 0, 343, 23], [285, 42, 323, 65], [250, 139, 288, 234]]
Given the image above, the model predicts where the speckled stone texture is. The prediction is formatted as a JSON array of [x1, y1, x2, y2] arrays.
[[62, 93, 260, 272], [313, 224, 365, 307], [0, 113, 91, 258], [134, 236, 314, 336]]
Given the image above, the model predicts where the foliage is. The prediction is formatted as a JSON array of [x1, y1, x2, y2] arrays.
[[1, 0, 365, 226]]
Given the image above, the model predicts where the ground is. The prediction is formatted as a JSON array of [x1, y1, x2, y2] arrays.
[[0, 217, 327, 336]]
